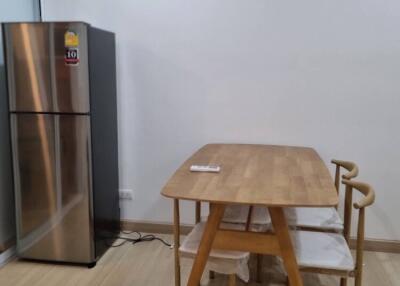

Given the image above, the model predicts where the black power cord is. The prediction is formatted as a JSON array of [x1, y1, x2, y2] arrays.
[[38, 0, 43, 21], [106, 231, 172, 248]]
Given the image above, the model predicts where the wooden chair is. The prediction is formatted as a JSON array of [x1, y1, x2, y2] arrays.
[[222, 205, 271, 230], [178, 202, 251, 286], [289, 179, 375, 286], [179, 222, 250, 286], [256, 160, 357, 283], [285, 160, 359, 232], [221, 204, 272, 282]]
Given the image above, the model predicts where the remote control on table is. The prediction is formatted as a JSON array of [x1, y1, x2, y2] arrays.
[[190, 165, 221, 173]]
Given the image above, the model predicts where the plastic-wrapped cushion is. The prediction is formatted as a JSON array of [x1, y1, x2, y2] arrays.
[[285, 207, 343, 231], [292, 230, 354, 271], [223, 205, 271, 226], [179, 222, 250, 282]]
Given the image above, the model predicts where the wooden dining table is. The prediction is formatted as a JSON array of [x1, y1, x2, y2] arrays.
[[161, 143, 338, 286]]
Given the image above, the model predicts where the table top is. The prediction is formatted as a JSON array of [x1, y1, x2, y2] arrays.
[[161, 144, 338, 207]]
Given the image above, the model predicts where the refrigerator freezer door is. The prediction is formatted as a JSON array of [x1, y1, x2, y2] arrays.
[[4, 23, 53, 112], [4, 22, 90, 113], [11, 114, 94, 263], [51, 23, 90, 113]]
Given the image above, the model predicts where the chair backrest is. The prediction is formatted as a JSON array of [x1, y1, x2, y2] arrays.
[[341, 179, 375, 275], [331, 160, 359, 218]]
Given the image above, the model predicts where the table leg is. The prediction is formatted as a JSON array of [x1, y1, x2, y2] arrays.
[[174, 199, 181, 286], [187, 203, 226, 286], [269, 207, 303, 286], [209, 203, 216, 281]]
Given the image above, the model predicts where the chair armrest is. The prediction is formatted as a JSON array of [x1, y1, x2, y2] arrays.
[[342, 179, 375, 209], [331, 159, 359, 179]]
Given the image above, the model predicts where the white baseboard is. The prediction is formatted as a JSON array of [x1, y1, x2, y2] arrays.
[[121, 219, 400, 254], [0, 247, 16, 268]]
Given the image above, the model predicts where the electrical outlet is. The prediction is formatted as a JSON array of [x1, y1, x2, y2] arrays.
[[119, 189, 134, 200]]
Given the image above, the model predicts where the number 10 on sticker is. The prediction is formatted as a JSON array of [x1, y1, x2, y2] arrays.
[[65, 47, 79, 66]]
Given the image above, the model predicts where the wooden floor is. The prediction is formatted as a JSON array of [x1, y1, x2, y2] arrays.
[[0, 233, 399, 286]]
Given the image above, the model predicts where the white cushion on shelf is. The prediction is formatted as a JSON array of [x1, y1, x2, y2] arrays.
[[223, 205, 271, 226], [285, 207, 344, 231], [292, 230, 354, 271], [179, 222, 250, 282]]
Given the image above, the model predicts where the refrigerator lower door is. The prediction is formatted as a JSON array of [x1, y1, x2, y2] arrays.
[[11, 114, 94, 263]]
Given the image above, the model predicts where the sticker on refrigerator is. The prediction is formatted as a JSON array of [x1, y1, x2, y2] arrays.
[[64, 31, 79, 47], [65, 48, 79, 66]]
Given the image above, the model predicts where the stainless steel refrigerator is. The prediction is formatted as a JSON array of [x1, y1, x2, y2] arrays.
[[2, 22, 120, 266]]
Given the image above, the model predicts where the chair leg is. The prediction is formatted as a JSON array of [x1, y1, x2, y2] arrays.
[[209, 270, 215, 279], [256, 254, 263, 283], [340, 277, 347, 286], [228, 274, 236, 286], [355, 270, 362, 286], [354, 208, 365, 286]]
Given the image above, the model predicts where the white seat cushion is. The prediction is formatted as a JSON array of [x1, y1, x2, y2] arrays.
[[285, 207, 344, 231], [292, 230, 354, 271], [223, 205, 271, 226], [180, 222, 250, 282]]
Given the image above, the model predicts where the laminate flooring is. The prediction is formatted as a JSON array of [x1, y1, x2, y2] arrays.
[[0, 234, 398, 286]]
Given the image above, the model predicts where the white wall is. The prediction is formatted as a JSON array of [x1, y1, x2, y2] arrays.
[[0, 0, 40, 247], [43, 0, 400, 241]]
